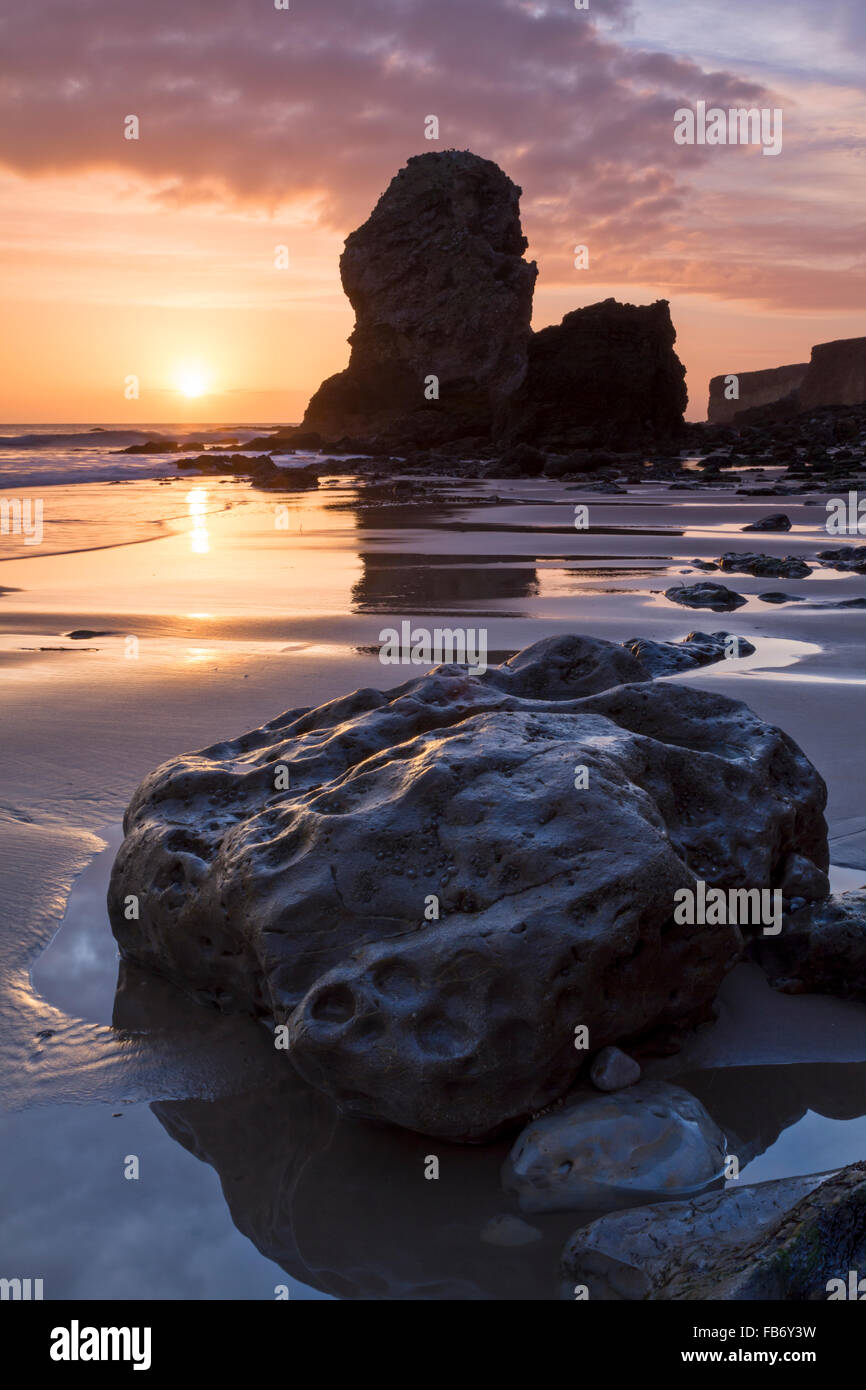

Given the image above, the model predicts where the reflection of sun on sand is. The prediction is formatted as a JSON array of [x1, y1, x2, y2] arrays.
[[186, 487, 210, 554]]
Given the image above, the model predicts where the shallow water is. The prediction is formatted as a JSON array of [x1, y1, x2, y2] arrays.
[[3, 453, 866, 1299]]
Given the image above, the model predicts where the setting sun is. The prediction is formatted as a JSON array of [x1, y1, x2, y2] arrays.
[[175, 364, 210, 399]]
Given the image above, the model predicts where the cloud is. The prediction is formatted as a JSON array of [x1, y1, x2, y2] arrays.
[[0, 0, 862, 312]]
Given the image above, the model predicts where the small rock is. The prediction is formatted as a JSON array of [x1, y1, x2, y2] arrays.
[[664, 581, 747, 612], [590, 1045, 640, 1092], [480, 1214, 543, 1247], [742, 513, 792, 532], [502, 1082, 727, 1214]]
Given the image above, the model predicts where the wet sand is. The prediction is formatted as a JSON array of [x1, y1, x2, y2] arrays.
[[2, 469, 866, 1298]]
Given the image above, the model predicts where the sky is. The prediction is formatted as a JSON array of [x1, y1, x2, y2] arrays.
[[0, 0, 863, 423]]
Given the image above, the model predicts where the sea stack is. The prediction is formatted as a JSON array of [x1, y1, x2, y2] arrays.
[[302, 150, 537, 446], [301, 150, 689, 451]]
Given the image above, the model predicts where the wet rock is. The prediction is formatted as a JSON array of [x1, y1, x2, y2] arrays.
[[718, 551, 812, 579], [664, 582, 747, 612], [503, 298, 687, 452], [119, 438, 181, 454], [742, 513, 792, 532], [544, 450, 620, 477], [757, 592, 804, 604], [502, 1082, 726, 1213], [487, 444, 546, 478], [252, 465, 320, 492], [301, 151, 537, 445], [816, 546, 866, 574], [623, 630, 754, 675], [109, 635, 828, 1141], [689, 559, 719, 571], [802, 596, 866, 609], [755, 890, 866, 1000], [589, 1046, 641, 1093], [561, 1172, 826, 1300]]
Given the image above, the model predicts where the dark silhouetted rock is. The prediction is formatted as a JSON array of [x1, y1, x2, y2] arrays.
[[742, 513, 792, 532], [543, 450, 621, 477], [120, 438, 181, 454], [799, 336, 866, 410], [109, 633, 828, 1141], [817, 546, 866, 574], [503, 299, 687, 451], [301, 151, 537, 446], [664, 582, 747, 612], [718, 551, 811, 579], [487, 443, 546, 478]]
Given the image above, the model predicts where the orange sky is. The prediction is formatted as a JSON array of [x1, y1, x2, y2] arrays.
[[1, 0, 864, 424]]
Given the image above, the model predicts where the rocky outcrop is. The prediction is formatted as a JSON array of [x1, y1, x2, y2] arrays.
[[503, 1082, 726, 1214], [707, 336, 866, 425], [300, 154, 687, 451], [301, 151, 537, 446], [108, 632, 829, 1141], [502, 299, 687, 451], [707, 364, 807, 425], [799, 336, 866, 410]]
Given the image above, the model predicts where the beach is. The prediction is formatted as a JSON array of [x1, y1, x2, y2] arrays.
[[2, 436, 866, 1298]]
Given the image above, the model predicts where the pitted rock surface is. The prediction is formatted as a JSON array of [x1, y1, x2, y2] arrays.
[[109, 633, 829, 1140]]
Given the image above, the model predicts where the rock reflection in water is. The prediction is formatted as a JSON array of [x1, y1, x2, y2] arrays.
[[351, 552, 539, 613], [111, 959, 866, 1300]]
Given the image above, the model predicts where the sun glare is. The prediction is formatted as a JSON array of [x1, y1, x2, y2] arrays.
[[175, 364, 210, 398]]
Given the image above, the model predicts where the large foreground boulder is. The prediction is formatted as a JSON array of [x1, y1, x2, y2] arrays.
[[108, 634, 828, 1140], [301, 151, 537, 446]]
